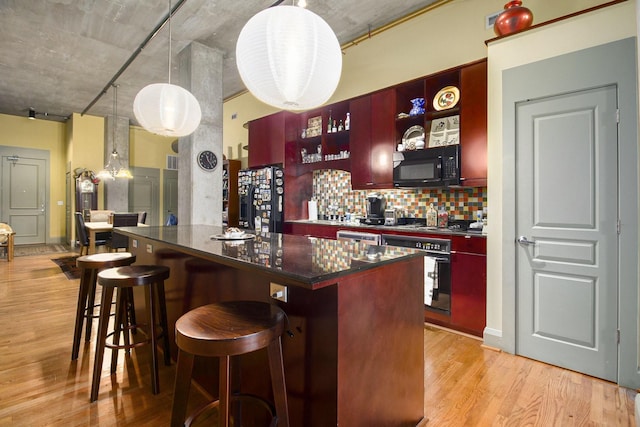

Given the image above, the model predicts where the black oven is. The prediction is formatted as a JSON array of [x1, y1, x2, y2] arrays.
[[393, 145, 460, 188], [381, 234, 451, 314]]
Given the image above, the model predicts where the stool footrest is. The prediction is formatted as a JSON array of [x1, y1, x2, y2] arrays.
[[104, 324, 166, 351], [85, 301, 115, 319], [185, 393, 276, 427]]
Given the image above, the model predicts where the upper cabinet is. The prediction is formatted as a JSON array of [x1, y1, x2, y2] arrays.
[[283, 103, 352, 177], [247, 111, 288, 168], [459, 60, 487, 187], [393, 59, 487, 187], [249, 58, 487, 187], [350, 89, 395, 189]]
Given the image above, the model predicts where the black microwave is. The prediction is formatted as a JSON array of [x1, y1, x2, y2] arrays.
[[393, 145, 461, 188]]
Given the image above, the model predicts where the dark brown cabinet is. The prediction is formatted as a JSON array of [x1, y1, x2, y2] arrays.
[[392, 59, 487, 187], [284, 105, 351, 177], [283, 222, 339, 239], [459, 60, 488, 187], [223, 159, 240, 227], [350, 90, 395, 189], [349, 95, 371, 187], [285, 220, 487, 337], [250, 59, 488, 223], [248, 111, 287, 168], [450, 235, 486, 336]]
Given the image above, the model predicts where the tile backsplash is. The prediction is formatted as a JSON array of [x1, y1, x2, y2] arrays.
[[312, 169, 487, 220]]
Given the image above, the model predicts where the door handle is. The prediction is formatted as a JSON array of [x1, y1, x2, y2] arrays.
[[517, 236, 535, 246]]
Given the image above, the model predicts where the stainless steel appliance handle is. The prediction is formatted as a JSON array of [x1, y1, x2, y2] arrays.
[[517, 236, 535, 246]]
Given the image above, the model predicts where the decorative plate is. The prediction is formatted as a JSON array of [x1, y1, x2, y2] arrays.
[[401, 125, 425, 150], [433, 86, 460, 111]]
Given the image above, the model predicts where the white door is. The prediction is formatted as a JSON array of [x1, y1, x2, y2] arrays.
[[516, 85, 618, 381], [1, 154, 47, 245], [129, 167, 159, 226]]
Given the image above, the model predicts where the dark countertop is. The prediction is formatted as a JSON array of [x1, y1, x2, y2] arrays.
[[116, 225, 423, 289], [286, 219, 487, 238]]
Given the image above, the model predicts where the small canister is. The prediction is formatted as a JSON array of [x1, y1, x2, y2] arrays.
[[437, 209, 448, 228]]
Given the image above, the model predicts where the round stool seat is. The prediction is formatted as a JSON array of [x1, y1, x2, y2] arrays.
[[98, 265, 170, 288], [176, 301, 285, 357], [76, 252, 135, 269]]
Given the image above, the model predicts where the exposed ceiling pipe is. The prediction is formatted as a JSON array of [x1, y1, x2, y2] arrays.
[[81, 0, 188, 117]]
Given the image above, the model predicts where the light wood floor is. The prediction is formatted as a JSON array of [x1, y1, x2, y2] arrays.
[[0, 252, 636, 426]]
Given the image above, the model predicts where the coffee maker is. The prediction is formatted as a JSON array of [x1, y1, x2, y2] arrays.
[[361, 193, 386, 225]]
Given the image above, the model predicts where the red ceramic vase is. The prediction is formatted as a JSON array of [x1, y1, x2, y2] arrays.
[[493, 0, 534, 36]]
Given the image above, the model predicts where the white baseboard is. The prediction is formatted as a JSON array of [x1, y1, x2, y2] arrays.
[[483, 327, 503, 350]]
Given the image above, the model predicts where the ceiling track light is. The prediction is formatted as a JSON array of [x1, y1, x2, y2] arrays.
[[81, 0, 188, 118], [27, 108, 69, 121]]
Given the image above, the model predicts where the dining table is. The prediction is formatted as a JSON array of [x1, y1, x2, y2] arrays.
[[84, 221, 146, 254]]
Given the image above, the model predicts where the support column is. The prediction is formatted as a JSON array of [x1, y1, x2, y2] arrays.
[[103, 114, 130, 212], [177, 42, 224, 226]]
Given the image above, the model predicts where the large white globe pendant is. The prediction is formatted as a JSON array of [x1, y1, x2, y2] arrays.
[[133, 83, 202, 137], [236, 5, 342, 111]]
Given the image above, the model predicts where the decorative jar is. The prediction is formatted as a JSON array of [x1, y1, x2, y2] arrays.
[[494, 0, 533, 37], [409, 98, 425, 116]]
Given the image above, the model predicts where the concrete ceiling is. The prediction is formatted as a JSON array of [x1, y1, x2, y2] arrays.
[[0, 0, 441, 125]]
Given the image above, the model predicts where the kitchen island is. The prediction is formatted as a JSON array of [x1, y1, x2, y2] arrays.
[[116, 225, 425, 427]]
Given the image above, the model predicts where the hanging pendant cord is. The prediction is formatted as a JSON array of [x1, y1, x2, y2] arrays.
[[112, 84, 118, 153], [168, 0, 172, 84], [81, 0, 188, 116]]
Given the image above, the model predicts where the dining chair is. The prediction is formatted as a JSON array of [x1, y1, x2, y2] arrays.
[[75, 212, 108, 255], [137, 211, 147, 225], [108, 213, 139, 251]]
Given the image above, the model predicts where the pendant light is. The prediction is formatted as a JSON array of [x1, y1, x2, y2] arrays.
[[133, 0, 201, 137], [97, 84, 133, 180], [236, 4, 342, 111]]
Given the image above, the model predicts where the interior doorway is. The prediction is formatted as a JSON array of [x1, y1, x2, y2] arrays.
[[515, 85, 618, 381], [0, 146, 49, 245], [129, 167, 159, 226], [501, 37, 639, 388]]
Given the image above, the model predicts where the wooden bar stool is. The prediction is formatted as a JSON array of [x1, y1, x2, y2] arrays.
[[90, 265, 171, 402], [71, 252, 136, 360], [171, 301, 289, 427]]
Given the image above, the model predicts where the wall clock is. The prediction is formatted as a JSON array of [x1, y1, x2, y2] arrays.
[[197, 150, 218, 171]]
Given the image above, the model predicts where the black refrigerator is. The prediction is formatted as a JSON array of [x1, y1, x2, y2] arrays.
[[238, 165, 284, 233]]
